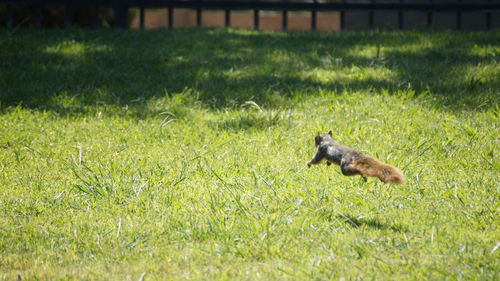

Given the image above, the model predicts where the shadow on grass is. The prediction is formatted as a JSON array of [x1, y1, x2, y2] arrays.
[[0, 28, 498, 118], [337, 215, 407, 233]]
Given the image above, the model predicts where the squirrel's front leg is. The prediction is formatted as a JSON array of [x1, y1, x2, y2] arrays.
[[308, 150, 325, 167]]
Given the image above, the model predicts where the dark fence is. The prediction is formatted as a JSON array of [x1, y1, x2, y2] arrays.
[[1, 0, 499, 31]]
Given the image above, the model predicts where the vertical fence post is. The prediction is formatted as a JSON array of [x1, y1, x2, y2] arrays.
[[486, 0, 492, 31], [456, 12, 462, 31], [140, 7, 145, 29], [369, 0, 374, 30], [427, 0, 433, 29], [196, 9, 202, 27], [282, 0, 288, 32], [254, 9, 259, 30], [34, 6, 43, 28], [311, 0, 317, 31], [398, 0, 404, 30], [92, 6, 101, 29], [168, 7, 173, 29], [195, 0, 203, 27], [6, 4, 13, 28], [486, 12, 491, 31], [340, 0, 346, 31], [196, 8, 202, 27], [64, 7, 75, 28], [113, 0, 129, 29], [225, 9, 230, 27]]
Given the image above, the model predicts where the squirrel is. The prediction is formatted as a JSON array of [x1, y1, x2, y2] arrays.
[[307, 131, 405, 184]]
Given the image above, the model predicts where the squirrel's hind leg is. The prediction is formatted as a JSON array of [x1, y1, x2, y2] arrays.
[[344, 166, 367, 183], [340, 163, 363, 178]]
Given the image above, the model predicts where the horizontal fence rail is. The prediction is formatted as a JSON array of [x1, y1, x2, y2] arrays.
[[2, 1, 500, 11], [1, 0, 499, 30]]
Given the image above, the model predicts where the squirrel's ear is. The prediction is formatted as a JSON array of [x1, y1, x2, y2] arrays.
[[315, 135, 321, 146], [328, 130, 333, 136]]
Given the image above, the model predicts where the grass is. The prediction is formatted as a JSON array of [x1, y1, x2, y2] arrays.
[[0, 27, 499, 280]]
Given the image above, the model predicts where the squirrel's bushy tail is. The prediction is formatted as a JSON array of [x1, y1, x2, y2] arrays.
[[352, 157, 405, 184]]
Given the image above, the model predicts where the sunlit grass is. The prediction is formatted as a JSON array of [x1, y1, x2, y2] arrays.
[[43, 40, 112, 56], [0, 28, 499, 280]]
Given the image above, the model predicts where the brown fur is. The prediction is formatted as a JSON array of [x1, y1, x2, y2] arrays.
[[352, 157, 405, 184]]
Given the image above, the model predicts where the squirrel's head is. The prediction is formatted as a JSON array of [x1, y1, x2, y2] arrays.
[[315, 131, 334, 146]]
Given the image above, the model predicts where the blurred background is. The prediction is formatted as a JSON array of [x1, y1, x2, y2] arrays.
[[1, 0, 499, 31]]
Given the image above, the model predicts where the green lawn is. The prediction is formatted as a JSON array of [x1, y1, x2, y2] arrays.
[[0, 28, 499, 280]]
